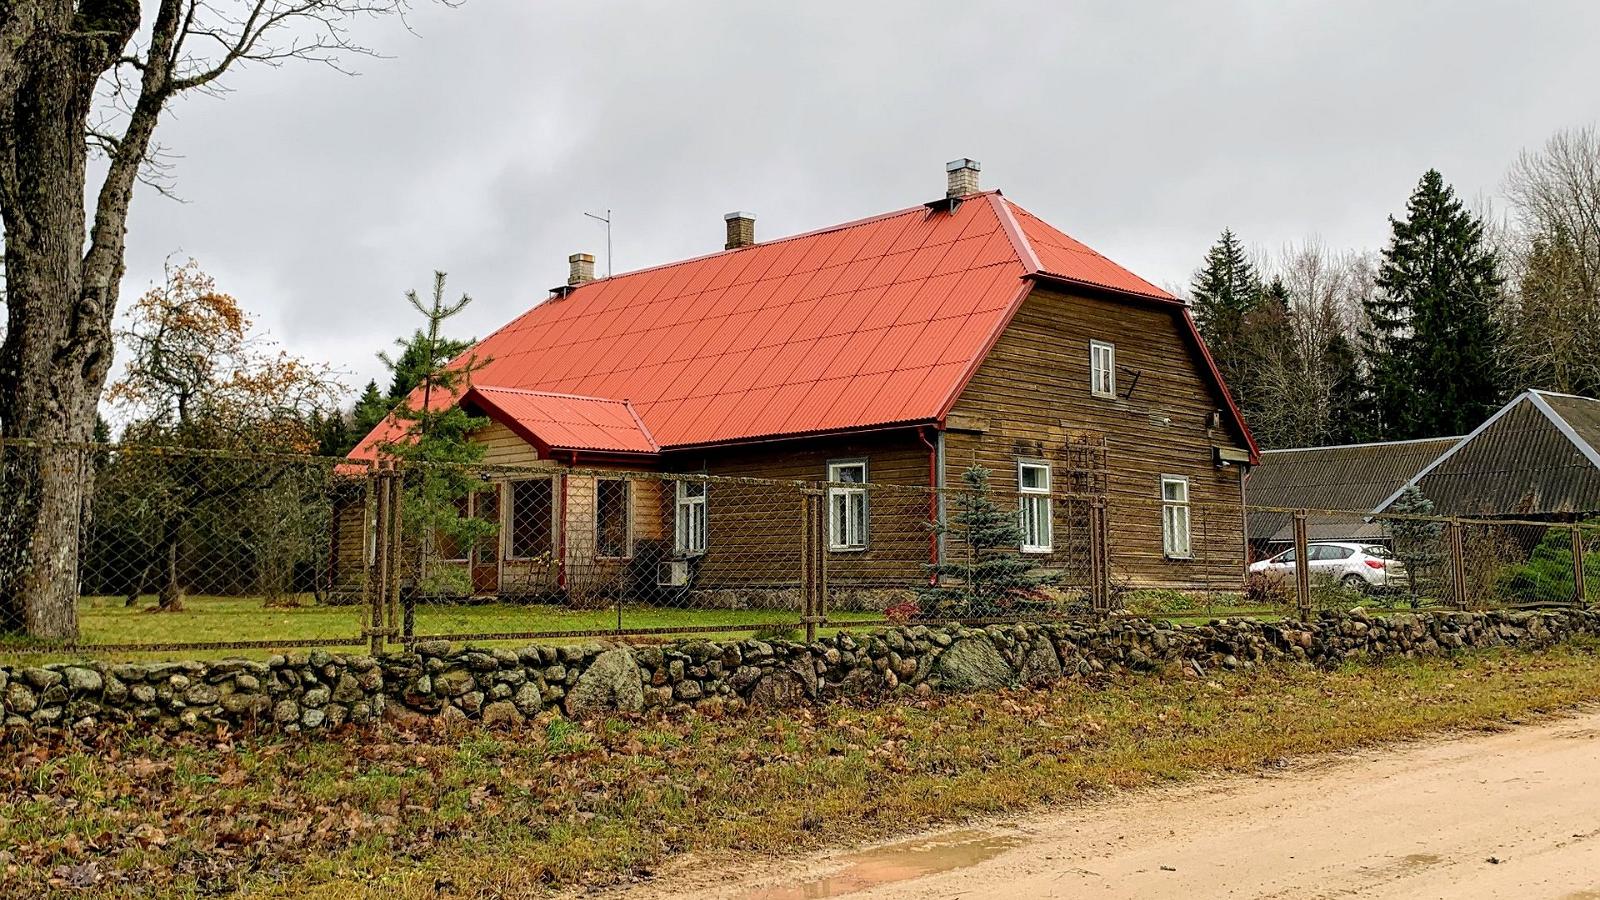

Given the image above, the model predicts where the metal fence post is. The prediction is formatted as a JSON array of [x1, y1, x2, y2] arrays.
[[1292, 510, 1312, 621], [1573, 523, 1588, 609], [368, 464, 390, 654]]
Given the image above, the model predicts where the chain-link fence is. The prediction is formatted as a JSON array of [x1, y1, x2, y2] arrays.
[[0, 437, 1595, 658], [1244, 506, 1598, 618]]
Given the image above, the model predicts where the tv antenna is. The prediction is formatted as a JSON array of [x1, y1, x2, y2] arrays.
[[584, 209, 612, 277]]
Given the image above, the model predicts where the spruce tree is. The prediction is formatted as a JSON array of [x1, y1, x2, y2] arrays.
[[1362, 170, 1504, 439], [350, 380, 391, 438], [918, 466, 1051, 619], [1190, 229, 1264, 407]]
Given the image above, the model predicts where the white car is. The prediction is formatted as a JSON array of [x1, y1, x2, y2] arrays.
[[1249, 541, 1403, 591]]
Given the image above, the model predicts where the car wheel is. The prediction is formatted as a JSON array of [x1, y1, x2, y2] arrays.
[[1341, 574, 1368, 593]]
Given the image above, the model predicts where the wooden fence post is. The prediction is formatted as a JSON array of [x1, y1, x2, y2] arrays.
[[800, 487, 827, 643], [367, 465, 387, 655], [1448, 519, 1468, 609], [1292, 510, 1311, 621], [1088, 496, 1110, 616]]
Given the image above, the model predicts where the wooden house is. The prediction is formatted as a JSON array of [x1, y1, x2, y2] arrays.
[[341, 160, 1259, 601]]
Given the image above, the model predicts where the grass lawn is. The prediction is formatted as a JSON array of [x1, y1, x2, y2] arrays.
[[0, 596, 884, 663], [5, 641, 1600, 898]]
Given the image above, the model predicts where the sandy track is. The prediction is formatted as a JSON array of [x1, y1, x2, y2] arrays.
[[617, 709, 1600, 899]]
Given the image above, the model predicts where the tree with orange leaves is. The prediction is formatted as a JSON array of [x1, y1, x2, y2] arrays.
[[100, 260, 343, 611]]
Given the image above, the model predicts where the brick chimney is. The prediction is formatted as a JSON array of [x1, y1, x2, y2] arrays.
[[724, 211, 756, 250], [568, 252, 595, 285], [946, 158, 981, 198]]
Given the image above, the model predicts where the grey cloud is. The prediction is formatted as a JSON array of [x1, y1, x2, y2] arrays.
[[116, 0, 1600, 396]]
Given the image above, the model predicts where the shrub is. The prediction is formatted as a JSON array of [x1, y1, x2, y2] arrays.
[[1244, 570, 1291, 609], [884, 599, 921, 624]]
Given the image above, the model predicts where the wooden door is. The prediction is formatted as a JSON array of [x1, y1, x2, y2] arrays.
[[471, 484, 501, 595]]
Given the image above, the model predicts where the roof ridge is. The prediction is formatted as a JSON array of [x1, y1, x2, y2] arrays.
[[552, 191, 1008, 295], [1262, 435, 1464, 453], [472, 384, 630, 404]]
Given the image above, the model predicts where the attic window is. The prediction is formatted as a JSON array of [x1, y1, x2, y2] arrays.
[[1090, 340, 1116, 398]]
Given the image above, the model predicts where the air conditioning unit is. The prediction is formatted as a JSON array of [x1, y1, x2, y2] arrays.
[[657, 560, 690, 588]]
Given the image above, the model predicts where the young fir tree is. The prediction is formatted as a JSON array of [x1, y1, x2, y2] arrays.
[[1361, 170, 1504, 439], [1387, 485, 1444, 608], [918, 465, 1052, 619], [1190, 228, 1264, 407], [377, 272, 496, 602], [350, 380, 391, 438]]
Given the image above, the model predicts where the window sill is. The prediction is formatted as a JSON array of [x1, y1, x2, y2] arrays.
[[1021, 547, 1053, 555], [829, 546, 869, 554], [1164, 554, 1194, 562]]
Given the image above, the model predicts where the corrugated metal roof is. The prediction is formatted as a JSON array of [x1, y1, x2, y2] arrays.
[[350, 189, 1250, 459], [1247, 437, 1462, 542], [466, 386, 657, 455]]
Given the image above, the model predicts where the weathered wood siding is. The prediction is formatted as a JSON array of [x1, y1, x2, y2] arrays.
[[666, 432, 934, 588], [944, 285, 1250, 590]]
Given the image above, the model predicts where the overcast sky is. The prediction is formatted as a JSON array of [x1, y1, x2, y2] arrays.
[[118, 0, 1600, 401]]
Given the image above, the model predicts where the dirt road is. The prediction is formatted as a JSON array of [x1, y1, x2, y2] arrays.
[[622, 709, 1600, 899]]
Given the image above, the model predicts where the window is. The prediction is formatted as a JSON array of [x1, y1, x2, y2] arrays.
[[508, 479, 555, 560], [827, 460, 868, 551], [1310, 545, 1354, 561], [1018, 460, 1052, 553], [595, 479, 631, 558], [1161, 475, 1191, 559], [1090, 340, 1116, 398], [675, 479, 707, 556]]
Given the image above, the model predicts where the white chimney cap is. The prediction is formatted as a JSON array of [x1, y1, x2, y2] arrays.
[[946, 158, 981, 172]]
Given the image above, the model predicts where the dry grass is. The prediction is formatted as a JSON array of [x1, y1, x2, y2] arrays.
[[6, 640, 1600, 898]]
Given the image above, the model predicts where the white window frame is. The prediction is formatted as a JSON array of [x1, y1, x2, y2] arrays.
[[1090, 340, 1117, 399], [594, 477, 633, 559], [674, 479, 708, 557], [826, 459, 869, 552], [1017, 460, 1053, 553], [1161, 474, 1192, 560]]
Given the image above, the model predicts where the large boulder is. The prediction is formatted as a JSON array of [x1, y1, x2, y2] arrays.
[[931, 636, 1015, 691], [748, 669, 807, 708], [1019, 641, 1063, 686], [564, 648, 645, 719]]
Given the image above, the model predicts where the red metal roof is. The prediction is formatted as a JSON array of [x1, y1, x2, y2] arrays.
[[350, 190, 1257, 462], [466, 386, 657, 455]]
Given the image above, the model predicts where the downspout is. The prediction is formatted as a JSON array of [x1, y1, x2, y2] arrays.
[[918, 426, 947, 580], [1239, 463, 1252, 570]]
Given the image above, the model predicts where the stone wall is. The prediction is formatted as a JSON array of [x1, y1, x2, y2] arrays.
[[4, 608, 1597, 735]]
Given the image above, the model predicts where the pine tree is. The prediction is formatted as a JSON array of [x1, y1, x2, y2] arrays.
[[1190, 229, 1264, 409], [384, 329, 474, 402], [918, 466, 1052, 619], [377, 272, 495, 604], [1362, 170, 1504, 439]]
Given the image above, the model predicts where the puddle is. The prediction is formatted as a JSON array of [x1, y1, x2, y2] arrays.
[[740, 829, 1023, 900]]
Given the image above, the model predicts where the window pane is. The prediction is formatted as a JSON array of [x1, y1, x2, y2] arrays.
[[1163, 478, 1187, 502], [509, 479, 554, 558], [596, 480, 630, 557], [1020, 463, 1048, 491], [831, 463, 865, 484]]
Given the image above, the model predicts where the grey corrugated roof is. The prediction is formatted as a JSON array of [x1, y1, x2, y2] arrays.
[[1538, 391, 1600, 464], [1246, 436, 1462, 543], [1375, 391, 1600, 517]]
